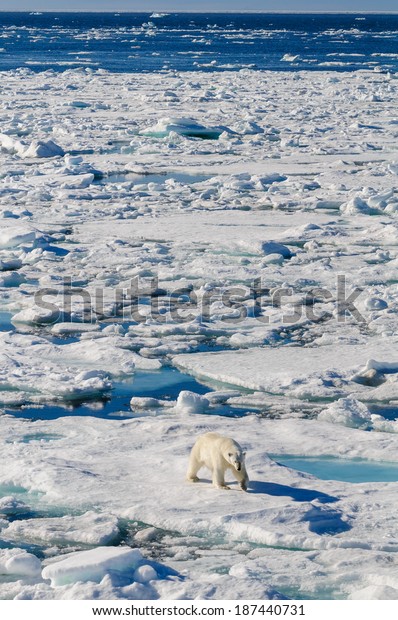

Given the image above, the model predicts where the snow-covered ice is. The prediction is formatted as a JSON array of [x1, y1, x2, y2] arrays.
[[41, 547, 143, 587], [1, 66, 398, 600], [1, 413, 398, 599], [175, 390, 210, 415], [139, 117, 226, 140], [0, 549, 41, 578]]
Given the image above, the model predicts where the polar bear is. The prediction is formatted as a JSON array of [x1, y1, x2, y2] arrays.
[[186, 432, 249, 491]]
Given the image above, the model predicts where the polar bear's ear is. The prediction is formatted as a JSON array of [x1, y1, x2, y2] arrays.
[[242, 451, 247, 457]]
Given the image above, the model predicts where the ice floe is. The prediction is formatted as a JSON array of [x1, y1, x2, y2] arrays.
[[42, 546, 146, 586], [1, 66, 398, 600], [4, 511, 120, 546], [0, 549, 41, 578], [139, 117, 227, 140], [0, 412, 398, 599], [0, 134, 64, 158]]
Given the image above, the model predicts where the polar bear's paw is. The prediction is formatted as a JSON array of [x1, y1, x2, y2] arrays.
[[187, 475, 200, 483], [215, 483, 231, 490]]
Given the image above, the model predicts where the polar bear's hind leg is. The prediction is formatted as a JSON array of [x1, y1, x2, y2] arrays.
[[186, 451, 201, 483]]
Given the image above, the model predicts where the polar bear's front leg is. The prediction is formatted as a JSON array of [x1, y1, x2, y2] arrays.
[[212, 466, 230, 490], [231, 463, 249, 492]]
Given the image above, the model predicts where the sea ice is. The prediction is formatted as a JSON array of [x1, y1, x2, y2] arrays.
[[0, 227, 36, 250], [0, 495, 30, 516], [22, 140, 65, 159], [173, 341, 398, 400], [318, 398, 374, 429], [0, 549, 41, 577], [175, 390, 210, 415], [0, 333, 113, 404], [0, 409, 398, 599], [0, 134, 64, 158], [139, 117, 226, 140], [3, 511, 120, 546], [12, 305, 63, 325], [133, 564, 158, 584], [1, 65, 398, 600], [42, 546, 143, 586]]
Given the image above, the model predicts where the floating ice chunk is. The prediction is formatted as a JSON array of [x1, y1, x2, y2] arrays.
[[173, 343, 398, 398], [5, 511, 120, 546], [64, 154, 83, 166], [130, 396, 168, 409], [0, 255, 22, 271], [102, 324, 126, 335], [281, 137, 302, 148], [163, 90, 179, 100], [385, 202, 398, 214], [318, 398, 373, 430], [133, 564, 158, 583], [5, 553, 41, 577], [59, 338, 161, 373], [60, 173, 94, 189], [351, 368, 385, 387], [0, 133, 27, 156], [134, 527, 159, 542], [23, 247, 47, 265], [0, 495, 30, 516], [0, 227, 36, 250], [0, 549, 41, 577], [0, 271, 25, 287], [370, 417, 398, 433], [140, 117, 226, 140], [365, 358, 398, 373], [258, 173, 287, 185], [281, 54, 300, 62], [175, 390, 210, 414], [68, 100, 91, 108], [12, 305, 61, 326], [233, 121, 264, 135], [367, 189, 394, 209], [250, 241, 293, 258], [51, 323, 100, 335], [340, 196, 378, 215], [238, 241, 293, 258], [204, 390, 241, 403], [262, 253, 285, 265], [0, 332, 113, 403], [42, 546, 143, 586], [222, 173, 255, 191], [21, 139, 65, 159]]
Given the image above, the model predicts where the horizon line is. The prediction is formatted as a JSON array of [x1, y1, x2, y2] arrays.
[[1, 10, 398, 15]]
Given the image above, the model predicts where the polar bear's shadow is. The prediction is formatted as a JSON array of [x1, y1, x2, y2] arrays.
[[249, 482, 351, 535], [249, 480, 338, 504], [194, 477, 246, 491]]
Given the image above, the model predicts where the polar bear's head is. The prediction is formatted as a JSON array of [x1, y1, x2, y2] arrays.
[[225, 445, 246, 472]]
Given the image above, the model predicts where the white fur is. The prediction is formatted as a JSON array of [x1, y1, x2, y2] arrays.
[[186, 432, 249, 491]]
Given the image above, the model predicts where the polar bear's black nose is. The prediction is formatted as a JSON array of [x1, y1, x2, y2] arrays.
[[236, 463, 241, 471]]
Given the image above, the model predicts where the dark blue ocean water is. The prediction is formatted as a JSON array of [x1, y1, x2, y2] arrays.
[[0, 12, 397, 73]]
